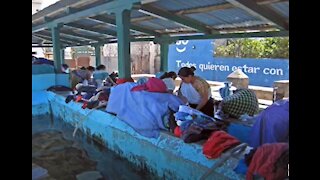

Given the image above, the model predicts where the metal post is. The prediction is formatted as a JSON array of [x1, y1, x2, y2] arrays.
[[115, 9, 131, 78], [60, 48, 65, 65], [94, 45, 101, 67], [160, 42, 169, 72], [51, 26, 62, 73]]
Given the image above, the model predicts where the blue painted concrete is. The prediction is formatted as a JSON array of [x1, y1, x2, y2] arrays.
[[32, 91, 245, 180], [32, 74, 56, 91], [56, 74, 70, 87], [32, 74, 70, 91], [32, 64, 54, 74]]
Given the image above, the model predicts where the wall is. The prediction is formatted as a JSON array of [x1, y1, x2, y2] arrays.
[[102, 42, 161, 74], [168, 39, 289, 87]]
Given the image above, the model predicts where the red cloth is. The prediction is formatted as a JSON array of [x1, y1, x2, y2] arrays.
[[75, 95, 82, 102], [174, 126, 182, 137], [98, 92, 109, 101], [246, 143, 289, 180], [116, 77, 134, 84], [81, 102, 88, 109], [131, 77, 167, 93], [203, 131, 240, 159]]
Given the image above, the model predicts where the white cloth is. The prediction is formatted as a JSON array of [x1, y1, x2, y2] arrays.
[[180, 82, 211, 104], [180, 83, 201, 104], [162, 78, 176, 91]]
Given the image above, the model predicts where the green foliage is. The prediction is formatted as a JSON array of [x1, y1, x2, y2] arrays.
[[214, 37, 289, 59]]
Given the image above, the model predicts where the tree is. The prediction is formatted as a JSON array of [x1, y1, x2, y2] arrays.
[[214, 37, 289, 59]]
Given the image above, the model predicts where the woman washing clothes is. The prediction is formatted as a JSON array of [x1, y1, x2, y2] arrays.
[[177, 67, 214, 117]]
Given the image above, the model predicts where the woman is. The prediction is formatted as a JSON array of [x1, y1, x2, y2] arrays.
[[177, 67, 214, 116], [93, 65, 116, 87], [70, 67, 92, 88], [159, 71, 177, 94]]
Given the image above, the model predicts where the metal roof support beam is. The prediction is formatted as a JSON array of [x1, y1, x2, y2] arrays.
[[78, 31, 287, 45], [66, 22, 117, 37], [116, 9, 131, 78], [139, 5, 215, 34], [225, 0, 288, 30], [51, 25, 62, 73], [38, 30, 86, 44], [60, 29, 103, 42], [89, 15, 161, 37], [33, 34, 74, 46], [256, 0, 287, 5], [167, 31, 288, 42], [32, 45, 53, 48], [32, 0, 141, 33]]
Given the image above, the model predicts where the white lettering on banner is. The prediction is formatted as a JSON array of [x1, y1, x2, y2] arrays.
[[198, 62, 230, 72], [176, 60, 196, 68], [175, 61, 285, 76], [175, 40, 189, 53], [263, 68, 283, 75], [176, 60, 182, 67], [231, 65, 260, 74]]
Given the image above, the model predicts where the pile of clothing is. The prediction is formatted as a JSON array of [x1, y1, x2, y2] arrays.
[[173, 105, 229, 143], [234, 143, 289, 180]]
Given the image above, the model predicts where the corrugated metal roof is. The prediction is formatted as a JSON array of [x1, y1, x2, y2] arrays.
[[153, 0, 227, 12], [32, 0, 289, 47], [269, 2, 289, 18], [186, 8, 263, 26], [131, 10, 145, 18]]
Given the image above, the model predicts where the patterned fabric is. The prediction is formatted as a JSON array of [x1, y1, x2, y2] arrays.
[[222, 88, 259, 118]]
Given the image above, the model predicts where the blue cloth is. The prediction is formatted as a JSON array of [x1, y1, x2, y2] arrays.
[[175, 108, 217, 131], [174, 112, 193, 121], [106, 83, 184, 138], [136, 77, 149, 85], [227, 123, 251, 143], [234, 159, 248, 175], [219, 82, 232, 99], [180, 120, 193, 132], [249, 99, 289, 148]]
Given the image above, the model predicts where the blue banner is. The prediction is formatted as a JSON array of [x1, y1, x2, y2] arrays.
[[168, 39, 289, 87]]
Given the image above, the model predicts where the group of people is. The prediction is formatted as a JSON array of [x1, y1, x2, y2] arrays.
[[60, 64, 288, 179], [63, 64, 122, 109]]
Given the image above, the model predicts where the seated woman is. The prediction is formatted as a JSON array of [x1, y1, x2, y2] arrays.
[[93, 65, 116, 88], [70, 67, 93, 89], [177, 67, 214, 117]]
